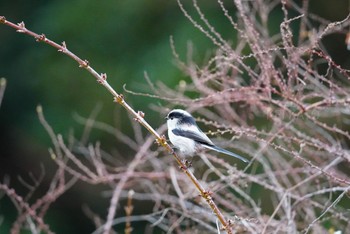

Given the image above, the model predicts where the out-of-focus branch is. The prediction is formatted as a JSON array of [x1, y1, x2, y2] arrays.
[[0, 183, 54, 234], [0, 78, 6, 107]]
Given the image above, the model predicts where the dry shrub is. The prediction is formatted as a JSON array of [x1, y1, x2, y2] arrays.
[[1, 1, 350, 233]]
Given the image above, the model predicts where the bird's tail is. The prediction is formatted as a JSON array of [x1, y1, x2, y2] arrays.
[[203, 145, 249, 163]]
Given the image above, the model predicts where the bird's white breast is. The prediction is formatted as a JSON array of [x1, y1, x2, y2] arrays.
[[168, 128, 197, 156]]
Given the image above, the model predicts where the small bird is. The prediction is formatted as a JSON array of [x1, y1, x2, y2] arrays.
[[165, 109, 249, 163]]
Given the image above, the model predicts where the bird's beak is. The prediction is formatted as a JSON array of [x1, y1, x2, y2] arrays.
[[165, 116, 168, 120]]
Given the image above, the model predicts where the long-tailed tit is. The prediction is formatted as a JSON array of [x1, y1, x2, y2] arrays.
[[165, 109, 249, 163]]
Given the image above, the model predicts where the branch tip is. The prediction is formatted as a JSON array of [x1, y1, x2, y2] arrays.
[[48, 148, 56, 160], [36, 105, 43, 113], [0, 77, 6, 86], [128, 189, 135, 196]]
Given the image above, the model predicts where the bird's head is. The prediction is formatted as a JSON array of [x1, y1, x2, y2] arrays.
[[165, 109, 196, 129]]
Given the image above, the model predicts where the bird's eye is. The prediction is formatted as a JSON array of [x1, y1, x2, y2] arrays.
[[170, 117, 173, 120]]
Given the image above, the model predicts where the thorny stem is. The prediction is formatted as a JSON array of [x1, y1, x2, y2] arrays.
[[0, 184, 54, 234], [0, 16, 234, 233], [124, 190, 135, 234]]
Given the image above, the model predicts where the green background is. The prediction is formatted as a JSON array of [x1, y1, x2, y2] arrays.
[[1, 0, 349, 233]]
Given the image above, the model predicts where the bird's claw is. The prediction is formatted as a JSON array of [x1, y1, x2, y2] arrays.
[[180, 159, 192, 169]]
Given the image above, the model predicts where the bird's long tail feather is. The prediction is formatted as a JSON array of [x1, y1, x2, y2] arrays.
[[203, 145, 249, 163]]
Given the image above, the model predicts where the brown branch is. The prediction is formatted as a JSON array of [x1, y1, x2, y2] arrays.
[[0, 183, 54, 234]]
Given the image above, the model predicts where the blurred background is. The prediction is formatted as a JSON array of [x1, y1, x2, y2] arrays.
[[1, 0, 349, 233]]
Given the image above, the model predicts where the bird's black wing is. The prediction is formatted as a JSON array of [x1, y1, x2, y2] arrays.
[[173, 129, 249, 163], [172, 129, 213, 146]]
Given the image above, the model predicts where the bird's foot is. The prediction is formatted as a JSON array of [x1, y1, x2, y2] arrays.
[[179, 159, 192, 170]]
